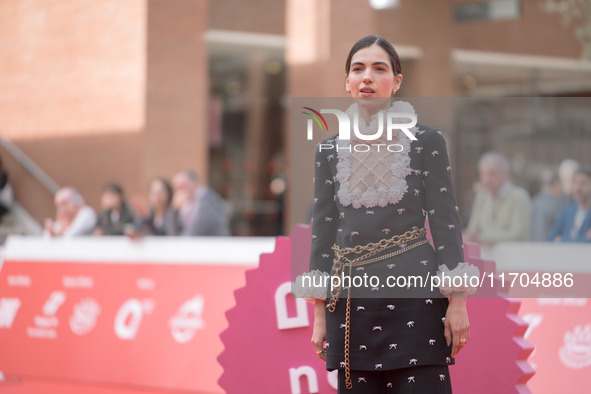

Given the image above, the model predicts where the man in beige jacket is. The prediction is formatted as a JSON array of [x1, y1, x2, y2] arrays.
[[463, 152, 531, 247]]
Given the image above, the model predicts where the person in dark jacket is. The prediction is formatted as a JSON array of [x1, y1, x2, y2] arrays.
[[142, 177, 178, 236], [172, 170, 230, 236], [94, 182, 138, 236], [547, 165, 591, 243]]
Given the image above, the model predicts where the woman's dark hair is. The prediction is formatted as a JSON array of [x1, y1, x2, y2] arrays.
[[345, 35, 402, 76], [101, 182, 125, 206], [102, 182, 124, 196], [150, 177, 173, 206]]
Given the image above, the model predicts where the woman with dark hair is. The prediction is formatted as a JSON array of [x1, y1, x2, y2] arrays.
[[94, 182, 138, 236], [296, 35, 479, 393], [142, 177, 178, 236]]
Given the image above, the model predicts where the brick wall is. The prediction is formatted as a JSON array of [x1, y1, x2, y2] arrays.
[[0, 0, 146, 220], [0, 0, 146, 140], [144, 0, 208, 189], [209, 0, 284, 34], [0, 0, 208, 223], [451, 0, 582, 57], [0, 0, 584, 228]]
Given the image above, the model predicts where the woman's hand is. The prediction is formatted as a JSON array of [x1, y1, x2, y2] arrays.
[[444, 295, 470, 358], [311, 300, 327, 361], [462, 230, 478, 243]]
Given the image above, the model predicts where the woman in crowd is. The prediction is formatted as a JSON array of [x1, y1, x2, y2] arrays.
[[94, 182, 138, 236], [142, 177, 178, 236]]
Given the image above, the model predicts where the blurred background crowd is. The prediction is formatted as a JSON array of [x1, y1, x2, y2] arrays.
[[0, 0, 589, 244], [41, 169, 231, 238], [3, 149, 589, 244], [462, 153, 591, 245]]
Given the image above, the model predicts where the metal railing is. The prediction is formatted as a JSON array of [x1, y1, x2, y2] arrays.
[[0, 133, 60, 195], [0, 133, 57, 238]]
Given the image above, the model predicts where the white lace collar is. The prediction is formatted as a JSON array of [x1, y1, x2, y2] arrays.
[[335, 100, 418, 209]]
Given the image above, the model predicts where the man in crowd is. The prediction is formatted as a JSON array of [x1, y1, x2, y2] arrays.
[[172, 170, 230, 236], [530, 168, 571, 241], [547, 165, 591, 243], [463, 152, 531, 247], [558, 158, 579, 202], [44, 187, 96, 237]]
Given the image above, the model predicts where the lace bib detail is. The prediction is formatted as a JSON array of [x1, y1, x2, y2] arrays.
[[335, 101, 418, 209]]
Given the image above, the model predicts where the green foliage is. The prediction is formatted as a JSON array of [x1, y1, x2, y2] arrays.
[[541, 0, 591, 60]]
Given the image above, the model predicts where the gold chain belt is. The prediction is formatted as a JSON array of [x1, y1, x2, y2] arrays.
[[328, 227, 428, 390]]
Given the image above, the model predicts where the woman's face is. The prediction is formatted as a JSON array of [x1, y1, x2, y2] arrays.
[[345, 44, 402, 102], [101, 190, 122, 211], [148, 180, 170, 209]]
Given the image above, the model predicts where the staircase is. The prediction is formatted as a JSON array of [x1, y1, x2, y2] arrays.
[[0, 202, 43, 244], [0, 133, 57, 244]]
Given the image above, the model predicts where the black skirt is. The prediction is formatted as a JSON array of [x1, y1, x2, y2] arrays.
[[325, 240, 455, 372]]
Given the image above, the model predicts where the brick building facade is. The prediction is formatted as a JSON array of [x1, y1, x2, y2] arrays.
[[0, 0, 589, 235]]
